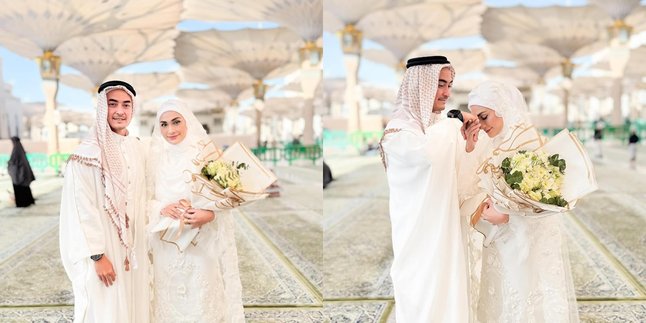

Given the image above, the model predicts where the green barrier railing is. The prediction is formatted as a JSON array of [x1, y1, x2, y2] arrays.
[[252, 144, 322, 166], [26, 153, 48, 173], [283, 145, 322, 165], [49, 153, 71, 173], [0, 154, 9, 170], [0, 153, 72, 174], [324, 130, 383, 151]]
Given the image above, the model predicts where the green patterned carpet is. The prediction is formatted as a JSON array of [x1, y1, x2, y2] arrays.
[[0, 165, 323, 322], [324, 148, 646, 323]]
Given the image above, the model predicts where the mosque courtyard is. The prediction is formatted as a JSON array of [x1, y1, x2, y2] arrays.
[[323, 141, 646, 322], [0, 164, 324, 322]]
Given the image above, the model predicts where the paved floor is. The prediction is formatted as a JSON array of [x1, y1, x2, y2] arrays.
[[0, 164, 323, 322], [323, 141, 646, 322], [2, 140, 646, 322]]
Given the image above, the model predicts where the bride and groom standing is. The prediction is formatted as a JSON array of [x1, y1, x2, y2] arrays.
[[380, 56, 585, 322], [59, 80, 244, 322]]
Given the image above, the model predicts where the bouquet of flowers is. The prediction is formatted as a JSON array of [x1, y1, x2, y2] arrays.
[[151, 141, 277, 251], [472, 124, 597, 245], [201, 160, 248, 190], [191, 141, 277, 210], [500, 150, 568, 208]]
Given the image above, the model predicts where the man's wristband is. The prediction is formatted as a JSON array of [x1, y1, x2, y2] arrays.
[[90, 254, 104, 262], [447, 109, 464, 123]]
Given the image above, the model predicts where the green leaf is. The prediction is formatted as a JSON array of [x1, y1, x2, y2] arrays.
[[548, 154, 567, 174], [505, 170, 523, 189], [501, 157, 512, 174], [540, 195, 569, 207]]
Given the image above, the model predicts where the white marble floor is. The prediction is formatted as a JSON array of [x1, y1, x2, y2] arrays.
[[0, 165, 324, 322], [323, 142, 646, 323]]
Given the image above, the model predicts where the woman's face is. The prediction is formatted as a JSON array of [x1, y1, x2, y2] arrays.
[[470, 105, 504, 138], [159, 111, 187, 144]]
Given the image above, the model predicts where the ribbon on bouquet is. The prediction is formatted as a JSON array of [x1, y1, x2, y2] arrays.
[[152, 198, 200, 252], [190, 173, 267, 210]]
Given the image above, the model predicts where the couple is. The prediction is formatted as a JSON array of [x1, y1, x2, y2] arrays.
[[381, 56, 580, 322], [59, 81, 244, 322]]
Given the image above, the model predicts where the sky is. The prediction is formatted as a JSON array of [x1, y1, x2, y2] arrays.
[[0, 0, 641, 114]]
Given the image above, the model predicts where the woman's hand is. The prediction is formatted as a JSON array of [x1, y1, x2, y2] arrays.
[[161, 202, 183, 219], [184, 209, 216, 228], [161, 199, 191, 219], [461, 111, 479, 136], [481, 198, 509, 225], [462, 116, 481, 153]]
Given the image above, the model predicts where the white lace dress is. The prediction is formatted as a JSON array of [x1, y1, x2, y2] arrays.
[[457, 135, 578, 323], [148, 140, 245, 323], [149, 210, 244, 323], [476, 214, 579, 323]]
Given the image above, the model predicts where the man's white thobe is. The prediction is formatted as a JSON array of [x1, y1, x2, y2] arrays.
[[59, 132, 149, 323], [382, 118, 470, 323]]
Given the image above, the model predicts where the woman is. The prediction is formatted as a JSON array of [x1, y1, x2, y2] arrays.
[[463, 81, 579, 322], [628, 128, 640, 168], [147, 99, 244, 322], [8, 136, 36, 207]]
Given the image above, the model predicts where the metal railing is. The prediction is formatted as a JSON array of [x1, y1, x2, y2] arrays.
[[251, 144, 322, 166], [0, 153, 70, 174]]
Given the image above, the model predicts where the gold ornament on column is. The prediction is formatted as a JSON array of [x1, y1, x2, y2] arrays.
[[560, 58, 574, 80], [608, 19, 632, 45], [253, 80, 267, 102], [36, 50, 61, 80], [340, 24, 362, 55], [299, 41, 322, 68]]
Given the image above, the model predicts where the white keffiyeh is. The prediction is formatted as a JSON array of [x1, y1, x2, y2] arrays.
[[391, 63, 455, 132], [72, 84, 137, 258]]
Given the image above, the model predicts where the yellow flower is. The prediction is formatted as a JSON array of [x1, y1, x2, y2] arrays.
[[528, 190, 542, 201]]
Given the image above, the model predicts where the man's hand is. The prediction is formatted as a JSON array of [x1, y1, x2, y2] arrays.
[[481, 199, 509, 225], [184, 209, 216, 228], [94, 256, 116, 287]]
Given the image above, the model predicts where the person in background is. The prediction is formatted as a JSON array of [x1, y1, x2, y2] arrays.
[[8, 136, 36, 207], [323, 160, 333, 189], [629, 128, 640, 169], [593, 118, 605, 158]]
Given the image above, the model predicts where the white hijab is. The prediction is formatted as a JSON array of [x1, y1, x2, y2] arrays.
[[150, 99, 210, 205], [467, 80, 531, 146]]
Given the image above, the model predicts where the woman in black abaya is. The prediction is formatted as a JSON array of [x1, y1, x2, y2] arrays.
[[8, 137, 35, 207]]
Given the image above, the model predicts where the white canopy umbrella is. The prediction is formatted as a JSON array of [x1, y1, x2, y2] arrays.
[[482, 5, 609, 127], [182, 0, 323, 144], [57, 29, 178, 88], [175, 27, 301, 146], [181, 66, 256, 104], [360, 2, 484, 70], [0, 0, 183, 153]]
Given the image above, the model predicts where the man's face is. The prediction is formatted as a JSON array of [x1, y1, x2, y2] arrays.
[[106, 89, 133, 135], [432, 67, 453, 112]]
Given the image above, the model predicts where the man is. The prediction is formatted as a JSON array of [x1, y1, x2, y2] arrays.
[[59, 80, 149, 322], [379, 56, 479, 322]]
